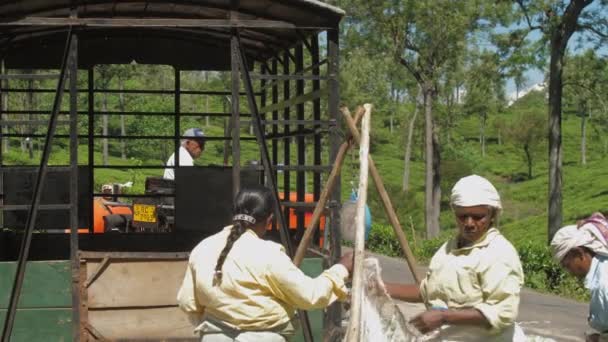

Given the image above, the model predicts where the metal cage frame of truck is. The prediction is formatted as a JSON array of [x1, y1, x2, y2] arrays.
[[0, 1, 344, 340]]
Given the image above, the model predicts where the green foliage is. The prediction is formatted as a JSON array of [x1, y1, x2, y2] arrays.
[[518, 243, 589, 301]]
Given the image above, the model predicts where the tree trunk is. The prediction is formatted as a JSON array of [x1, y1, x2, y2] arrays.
[[102, 91, 109, 166], [119, 79, 126, 160], [546, 0, 591, 242], [524, 144, 532, 179], [547, 36, 564, 241], [402, 95, 420, 192], [480, 112, 486, 157], [424, 87, 440, 238], [580, 113, 587, 166], [432, 126, 441, 232]]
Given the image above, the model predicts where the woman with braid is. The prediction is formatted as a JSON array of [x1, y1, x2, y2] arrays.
[[177, 185, 354, 341]]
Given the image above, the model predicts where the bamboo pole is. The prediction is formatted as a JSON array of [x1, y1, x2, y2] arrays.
[[293, 106, 365, 266], [344, 104, 371, 342], [342, 110, 422, 284]]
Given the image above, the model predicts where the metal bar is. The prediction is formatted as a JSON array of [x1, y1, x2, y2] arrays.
[[0, 17, 331, 30], [84, 256, 110, 288], [282, 50, 291, 231], [174, 67, 181, 173], [259, 88, 325, 114], [0, 88, 262, 96], [295, 44, 306, 242], [271, 59, 279, 190], [264, 129, 325, 140], [87, 68, 95, 235], [0, 110, 252, 117], [0, 59, 6, 167], [241, 119, 334, 126], [250, 74, 327, 81], [242, 165, 332, 172], [260, 60, 328, 92], [325, 27, 342, 341], [0, 133, 256, 140], [259, 61, 267, 185], [1, 28, 73, 342], [235, 33, 314, 342], [1, 204, 72, 210], [78, 251, 190, 259], [312, 35, 322, 245], [1, 120, 70, 126], [0, 166, 72, 172], [68, 24, 80, 341], [0, 74, 58, 80], [231, 34, 241, 197]]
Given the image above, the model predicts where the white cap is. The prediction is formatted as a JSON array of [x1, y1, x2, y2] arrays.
[[450, 174, 502, 210]]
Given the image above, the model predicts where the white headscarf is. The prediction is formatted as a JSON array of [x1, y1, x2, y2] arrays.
[[450, 175, 502, 210], [551, 223, 608, 262]]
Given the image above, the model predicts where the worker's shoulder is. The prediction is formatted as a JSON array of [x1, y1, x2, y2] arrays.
[[488, 232, 518, 253], [189, 227, 231, 259], [484, 231, 521, 264]]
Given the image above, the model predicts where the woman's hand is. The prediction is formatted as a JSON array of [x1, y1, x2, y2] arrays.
[[410, 309, 445, 334]]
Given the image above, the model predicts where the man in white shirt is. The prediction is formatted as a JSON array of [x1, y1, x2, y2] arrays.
[[163, 128, 206, 180]]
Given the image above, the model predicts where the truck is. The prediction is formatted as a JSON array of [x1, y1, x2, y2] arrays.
[[0, 0, 344, 340]]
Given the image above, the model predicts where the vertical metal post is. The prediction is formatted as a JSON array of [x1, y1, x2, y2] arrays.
[[87, 68, 94, 234], [326, 27, 342, 340], [271, 59, 279, 180], [311, 36, 322, 245], [234, 33, 314, 342], [68, 27, 80, 342], [174, 68, 181, 169], [259, 63, 267, 185], [1, 28, 74, 342], [282, 51, 291, 229], [0, 59, 6, 161], [231, 35, 241, 197], [295, 44, 305, 242]]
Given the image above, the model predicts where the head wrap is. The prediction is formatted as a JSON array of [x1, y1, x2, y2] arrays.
[[551, 223, 608, 262], [450, 175, 502, 210]]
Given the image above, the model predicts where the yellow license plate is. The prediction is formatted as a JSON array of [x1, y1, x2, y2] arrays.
[[133, 204, 157, 223]]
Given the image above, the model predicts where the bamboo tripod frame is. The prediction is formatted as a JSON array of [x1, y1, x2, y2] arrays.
[[293, 103, 421, 283]]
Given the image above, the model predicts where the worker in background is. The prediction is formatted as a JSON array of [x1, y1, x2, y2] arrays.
[[551, 213, 608, 342], [163, 127, 206, 180], [177, 185, 353, 341], [384, 175, 525, 341]]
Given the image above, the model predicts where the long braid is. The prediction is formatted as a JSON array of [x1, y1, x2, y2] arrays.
[[213, 185, 273, 286], [213, 221, 247, 286]]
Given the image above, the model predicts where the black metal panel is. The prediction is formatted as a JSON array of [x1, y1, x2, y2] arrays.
[[174, 167, 260, 234], [1, 166, 91, 230]]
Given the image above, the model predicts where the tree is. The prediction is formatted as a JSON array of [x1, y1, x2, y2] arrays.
[[563, 50, 607, 166], [463, 51, 506, 158], [338, 0, 499, 237], [510, 0, 607, 239], [505, 108, 546, 179]]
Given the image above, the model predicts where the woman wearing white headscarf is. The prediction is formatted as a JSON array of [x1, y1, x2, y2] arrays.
[[385, 175, 525, 341], [551, 213, 608, 342]]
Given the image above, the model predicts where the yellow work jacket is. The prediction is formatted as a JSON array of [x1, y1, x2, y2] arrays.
[[177, 226, 349, 331], [420, 228, 524, 336]]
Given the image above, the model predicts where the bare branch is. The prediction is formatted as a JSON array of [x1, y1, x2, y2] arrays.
[[515, 0, 544, 32], [577, 23, 608, 39], [399, 57, 424, 84]]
